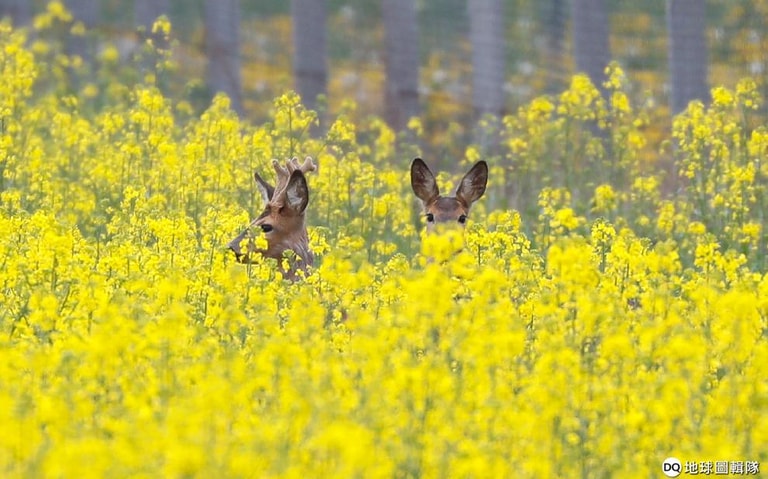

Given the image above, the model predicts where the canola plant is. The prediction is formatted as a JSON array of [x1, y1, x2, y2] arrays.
[[1, 10, 767, 478]]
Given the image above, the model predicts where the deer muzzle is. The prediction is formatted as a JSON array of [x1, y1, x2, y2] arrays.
[[227, 229, 250, 262]]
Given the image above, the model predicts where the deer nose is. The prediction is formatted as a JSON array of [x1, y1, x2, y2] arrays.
[[227, 230, 249, 260], [227, 240, 242, 255], [227, 243, 242, 260], [227, 243, 250, 264]]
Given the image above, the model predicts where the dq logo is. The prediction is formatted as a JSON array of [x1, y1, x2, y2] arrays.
[[662, 457, 682, 477]]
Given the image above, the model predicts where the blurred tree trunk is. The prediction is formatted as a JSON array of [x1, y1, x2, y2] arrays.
[[382, 0, 420, 131], [204, 0, 243, 115], [467, 0, 505, 118], [65, 0, 99, 63], [666, 0, 709, 114], [135, 0, 170, 49], [571, 0, 610, 96], [542, 0, 566, 94], [291, 0, 327, 118], [0, 0, 31, 26]]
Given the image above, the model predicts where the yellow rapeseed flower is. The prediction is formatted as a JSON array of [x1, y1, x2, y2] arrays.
[[0, 26, 766, 478]]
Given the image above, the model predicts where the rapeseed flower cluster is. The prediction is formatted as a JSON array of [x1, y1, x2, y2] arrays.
[[1, 18, 767, 479]]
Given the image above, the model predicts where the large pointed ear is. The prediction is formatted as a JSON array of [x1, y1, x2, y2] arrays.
[[254, 170, 275, 203], [283, 170, 309, 214], [410, 158, 440, 204], [456, 160, 488, 207]]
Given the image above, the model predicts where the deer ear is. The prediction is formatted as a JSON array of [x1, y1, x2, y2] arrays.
[[456, 161, 488, 207], [254, 170, 275, 203], [410, 158, 440, 205], [284, 170, 309, 214]]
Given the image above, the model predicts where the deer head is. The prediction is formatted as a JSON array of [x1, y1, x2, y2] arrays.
[[228, 157, 316, 280], [410, 157, 488, 232]]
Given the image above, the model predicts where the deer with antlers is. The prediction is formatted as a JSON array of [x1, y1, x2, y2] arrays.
[[228, 156, 316, 280], [410, 157, 488, 232]]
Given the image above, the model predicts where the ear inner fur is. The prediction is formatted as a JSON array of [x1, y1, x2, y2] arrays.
[[254, 171, 275, 203], [456, 161, 488, 207], [410, 157, 440, 205], [284, 170, 309, 214]]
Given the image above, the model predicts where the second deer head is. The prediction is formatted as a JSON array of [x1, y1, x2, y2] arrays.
[[410, 157, 488, 232], [227, 156, 316, 280]]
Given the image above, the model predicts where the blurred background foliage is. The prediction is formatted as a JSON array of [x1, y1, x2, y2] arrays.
[[3, 0, 768, 159]]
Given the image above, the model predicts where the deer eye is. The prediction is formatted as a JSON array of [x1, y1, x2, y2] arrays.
[[426, 213, 434, 222], [260, 224, 274, 233], [458, 215, 467, 224]]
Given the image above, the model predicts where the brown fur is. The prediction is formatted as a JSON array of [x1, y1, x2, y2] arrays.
[[228, 158, 315, 280], [410, 158, 488, 232]]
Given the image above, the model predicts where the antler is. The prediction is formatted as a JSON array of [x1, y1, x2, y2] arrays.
[[269, 156, 317, 207]]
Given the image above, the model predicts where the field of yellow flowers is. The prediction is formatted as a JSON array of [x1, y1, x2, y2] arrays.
[[2, 13, 768, 479]]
